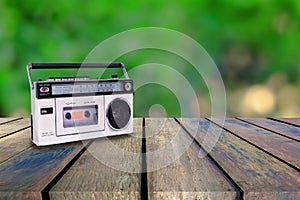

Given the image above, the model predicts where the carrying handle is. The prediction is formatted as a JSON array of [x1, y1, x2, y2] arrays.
[[27, 63, 129, 89]]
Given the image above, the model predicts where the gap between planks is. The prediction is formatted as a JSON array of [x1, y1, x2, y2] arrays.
[[0, 128, 33, 164], [41, 142, 91, 200], [145, 118, 240, 200], [0, 118, 31, 139], [236, 117, 300, 143], [0, 117, 22, 125], [140, 117, 148, 200], [174, 118, 243, 199], [179, 118, 300, 199], [49, 118, 143, 200], [0, 141, 87, 199], [209, 118, 300, 171], [268, 118, 300, 128]]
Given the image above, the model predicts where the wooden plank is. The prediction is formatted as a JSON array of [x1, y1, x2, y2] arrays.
[[49, 118, 143, 200], [271, 118, 300, 127], [146, 118, 238, 200], [211, 118, 300, 169], [0, 118, 30, 138], [179, 118, 300, 199], [0, 118, 17, 124], [239, 118, 300, 142], [0, 128, 32, 163], [0, 142, 85, 199]]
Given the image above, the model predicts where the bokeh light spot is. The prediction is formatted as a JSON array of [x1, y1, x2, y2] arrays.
[[243, 85, 275, 114]]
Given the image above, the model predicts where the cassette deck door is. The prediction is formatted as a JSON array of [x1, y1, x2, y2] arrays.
[[56, 96, 105, 136]]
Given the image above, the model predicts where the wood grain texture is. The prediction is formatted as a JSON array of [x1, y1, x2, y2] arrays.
[[271, 118, 300, 127], [0, 118, 17, 124], [0, 128, 32, 163], [239, 118, 300, 142], [179, 118, 300, 199], [49, 118, 143, 200], [0, 118, 30, 138], [146, 118, 238, 200], [0, 142, 84, 199], [211, 118, 300, 169]]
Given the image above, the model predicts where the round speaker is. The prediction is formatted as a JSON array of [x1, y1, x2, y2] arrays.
[[107, 98, 131, 130]]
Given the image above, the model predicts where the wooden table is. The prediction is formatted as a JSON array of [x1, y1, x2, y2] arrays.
[[0, 117, 299, 199]]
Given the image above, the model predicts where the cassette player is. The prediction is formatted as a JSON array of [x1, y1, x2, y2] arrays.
[[27, 63, 133, 146]]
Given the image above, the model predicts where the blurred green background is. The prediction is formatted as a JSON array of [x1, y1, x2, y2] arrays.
[[0, 0, 299, 117]]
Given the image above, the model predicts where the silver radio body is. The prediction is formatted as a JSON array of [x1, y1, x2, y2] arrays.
[[27, 63, 133, 146]]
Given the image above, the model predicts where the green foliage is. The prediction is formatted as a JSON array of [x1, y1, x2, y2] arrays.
[[0, 0, 299, 116]]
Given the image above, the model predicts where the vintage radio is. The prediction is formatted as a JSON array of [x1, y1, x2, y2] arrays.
[[27, 63, 133, 146]]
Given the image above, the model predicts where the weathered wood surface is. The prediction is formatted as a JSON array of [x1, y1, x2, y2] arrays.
[[0, 118, 17, 124], [271, 118, 300, 127], [50, 118, 143, 200], [0, 142, 85, 199], [0, 128, 32, 163], [0, 118, 30, 138], [0, 117, 299, 199], [179, 118, 300, 199], [211, 118, 300, 169], [239, 118, 300, 142], [146, 118, 239, 199]]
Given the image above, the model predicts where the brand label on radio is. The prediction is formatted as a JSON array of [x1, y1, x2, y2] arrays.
[[40, 87, 50, 93]]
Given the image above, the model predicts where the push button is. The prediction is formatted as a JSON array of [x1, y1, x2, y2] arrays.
[[40, 107, 53, 115]]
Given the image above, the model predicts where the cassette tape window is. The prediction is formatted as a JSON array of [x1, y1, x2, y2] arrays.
[[63, 105, 98, 128]]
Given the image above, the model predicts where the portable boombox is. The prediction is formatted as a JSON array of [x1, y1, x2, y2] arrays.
[[27, 63, 133, 146]]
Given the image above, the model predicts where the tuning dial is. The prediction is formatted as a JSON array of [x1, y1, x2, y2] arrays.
[[124, 82, 132, 91]]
